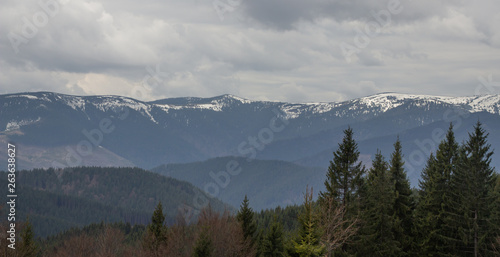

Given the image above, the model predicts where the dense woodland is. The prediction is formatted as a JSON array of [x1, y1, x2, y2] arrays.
[[1, 121, 499, 256]]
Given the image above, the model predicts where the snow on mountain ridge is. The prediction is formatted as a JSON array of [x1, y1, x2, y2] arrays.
[[357, 93, 500, 115], [2, 92, 499, 123]]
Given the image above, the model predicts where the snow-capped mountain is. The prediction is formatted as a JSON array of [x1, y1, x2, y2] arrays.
[[1, 92, 499, 185]]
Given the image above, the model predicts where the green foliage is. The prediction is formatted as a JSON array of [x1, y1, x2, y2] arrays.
[[256, 205, 301, 233], [193, 227, 213, 257], [357, 150, 400, 257], [449, 121, 496, 256], [237, 195, 257, 247], [152, 156, 326, 211], [490, 174, 500, 251], [144, 201, 168, 253], [0, 166, 227, 237], [415, 124, 460, 256], [0, 123, 497, 257], [319, 127, 366, 211], [18, 218, 40, 257], [260, 217, 285, 257], [294, 187, 325, 257], [389, 137, 415, 255]]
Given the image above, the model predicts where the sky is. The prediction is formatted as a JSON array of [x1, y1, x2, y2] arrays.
[[1, 0, 500, 103]]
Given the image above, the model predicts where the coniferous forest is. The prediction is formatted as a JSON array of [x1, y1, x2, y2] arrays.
[[1, 121, 499, 257]]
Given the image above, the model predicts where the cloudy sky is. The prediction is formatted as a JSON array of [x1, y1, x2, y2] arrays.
[[1, 0, 499, 103]]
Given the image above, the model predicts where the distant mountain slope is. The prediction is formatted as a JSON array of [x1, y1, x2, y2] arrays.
[[0, 92, 498, 187], [151, 157, 326, 211], [0, 167, 228, 237]]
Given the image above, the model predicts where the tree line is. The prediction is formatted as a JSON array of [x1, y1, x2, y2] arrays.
[[2, 121, 499, 256]]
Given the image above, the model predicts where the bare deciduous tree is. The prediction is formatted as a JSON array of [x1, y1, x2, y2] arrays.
[[196, 206, 255, 257], [318, 196, 358, 256]]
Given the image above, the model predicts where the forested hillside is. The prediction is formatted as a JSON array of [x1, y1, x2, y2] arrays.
[[152, 157, 325, 210], [0, 167, 228, 238], [2, 121, 497, 256]]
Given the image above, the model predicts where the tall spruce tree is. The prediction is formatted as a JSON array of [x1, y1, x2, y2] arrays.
[[489, 174, 500, 253], [319, 126, 365, 212], [237, 195, 257, 248], [358, 150, 400, 257], [319, 126, 365, 256], [416, 124, 460, 256], [389, 137, 414, 255], [144, 201, 168, 254], [435, 124, 463, 256], [416, 152, 442, 256], [451, 121, 495, 256]]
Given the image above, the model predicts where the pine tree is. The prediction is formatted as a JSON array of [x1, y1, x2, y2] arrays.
[[451, 121, 495, 256], [261, 217, 285, 257], [358, 150, 400, 257], [319, 126, 366, 212], [237, 195, 257, 248], [294, 187, 325, 257], [144, 201, 168, 255], [18, 218, 39, 257], [389, 137, 414, 256]]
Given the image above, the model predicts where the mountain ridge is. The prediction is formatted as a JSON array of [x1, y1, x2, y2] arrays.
[[4, 91, 500, 116], [1, 91, 498, 189]]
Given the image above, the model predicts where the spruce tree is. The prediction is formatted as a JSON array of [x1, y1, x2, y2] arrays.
[[415, 124, 462, 256], [237, 195, 257, 247], [389, 137, 414, 255], [261, 217, 285, 257], [319, 126, 366, 212], [358, 150, 400, 257], [451, 121, 495, 256], [144, 201, 168, 254], [415, 152, 441, 255], [294, 187, 325, 257], [18, 218, 39, 257], [489, 174, 500, 253], [436, 124, 463, 255]]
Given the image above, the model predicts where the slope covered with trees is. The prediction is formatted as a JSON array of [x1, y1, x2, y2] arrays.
[[2, 122, 498, 257], [0, 167, 228, 237]]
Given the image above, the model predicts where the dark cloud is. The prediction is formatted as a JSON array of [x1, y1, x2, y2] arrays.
[[240, 0, 461, 30]]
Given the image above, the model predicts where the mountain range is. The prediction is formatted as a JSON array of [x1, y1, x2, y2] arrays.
[[1, 91, 499, 210]]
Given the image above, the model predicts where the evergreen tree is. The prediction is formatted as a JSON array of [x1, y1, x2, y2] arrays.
[[489, 174, 500, 253], [144, 201, 168, 254], [261, 217, 285, 257], [294, 187, 325, 257], [319, 126, 366, 212], [451, 121, 495, 256], [389, 137, 414, 255], [415, 124, 460, 256], [358, 151, 400, 257], [193, 227, 213, 257], [18, 218, 39, 257], [415, 152, 441, 255], [237, 195, 257, 247]]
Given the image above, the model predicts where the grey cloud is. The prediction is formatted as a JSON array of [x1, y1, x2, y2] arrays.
[[241, 0, 462, 30]]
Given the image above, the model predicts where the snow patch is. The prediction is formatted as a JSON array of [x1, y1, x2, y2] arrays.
[[5, 117, 41, 131], [6, 94, 39, 100]]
